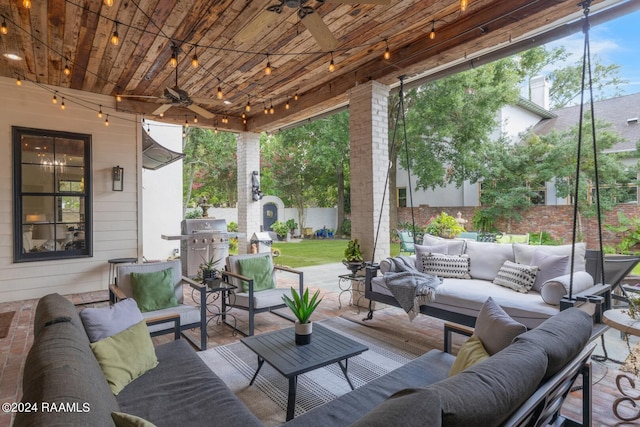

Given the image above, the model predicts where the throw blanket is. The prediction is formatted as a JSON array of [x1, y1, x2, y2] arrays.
[[384, 256, 442, 321]]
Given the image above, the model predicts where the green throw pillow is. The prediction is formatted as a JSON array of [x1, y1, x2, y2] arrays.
[[112, 412, 157, 427], [90, 320, 159, 395], [448, 334, 490, 376], [131, 268, 178, 312], [238, 256, 275, 292]]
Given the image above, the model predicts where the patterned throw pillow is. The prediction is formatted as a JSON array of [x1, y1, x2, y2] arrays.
[[493, 260, 539, 293], [422, 253, 471, 279]]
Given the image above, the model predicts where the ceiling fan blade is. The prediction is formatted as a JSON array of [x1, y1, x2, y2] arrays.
[[187, 104, 214, 119], [152, 104, 172, 116], [301, 12, 338, 52], [118, 94, 159, 99], [235, 10, 281, 44], [325, 0, 391, 4], [165, 86, 181, 100]]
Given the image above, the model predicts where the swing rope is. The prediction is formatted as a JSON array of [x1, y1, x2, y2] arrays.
[[569, 0, 606, 299]]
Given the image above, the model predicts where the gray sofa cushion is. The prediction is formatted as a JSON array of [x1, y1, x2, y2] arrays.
[[431, 339, 548, 427], [514, 307, 592, 380], [33, 293, 86, 339], [16, 319, 120, 427], [513, 243, 586, 272], [464, 241, 515, 281], [117, 339, 262, 427], [350, 388, 442, 427], [422, 234, 466, 255]]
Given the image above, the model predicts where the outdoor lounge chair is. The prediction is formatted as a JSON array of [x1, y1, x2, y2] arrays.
[[397, 230, 416, 255]]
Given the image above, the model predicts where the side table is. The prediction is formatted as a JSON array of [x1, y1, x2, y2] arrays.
[[192, 278, 239, 336], [337, 274, 365, 309], [603, 308, 640, 421]]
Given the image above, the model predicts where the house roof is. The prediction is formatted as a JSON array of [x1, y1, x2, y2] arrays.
[[0, 0, 635, 133], [532, 92, 640, 153]]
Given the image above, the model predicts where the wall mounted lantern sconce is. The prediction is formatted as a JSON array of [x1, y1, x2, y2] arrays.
[[112, 166, 124, 191], [252, 171, 263, 201]]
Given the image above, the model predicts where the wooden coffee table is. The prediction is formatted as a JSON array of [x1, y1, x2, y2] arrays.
[[241, 323, 368, 421]]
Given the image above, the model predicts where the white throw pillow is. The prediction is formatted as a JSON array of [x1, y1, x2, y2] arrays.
[[422, 253, 471, 279], [530, 251, 570, 292], [540, 271, 594, 305], [493, 260, 539, 293], [415, 244, 448, 272], [513, 243, 586, 272], [464, 241, 515, 281], [422, 234, 466, 255]]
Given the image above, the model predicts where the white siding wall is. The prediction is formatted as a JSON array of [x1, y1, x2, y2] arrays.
[[0, 77, 139, 302]]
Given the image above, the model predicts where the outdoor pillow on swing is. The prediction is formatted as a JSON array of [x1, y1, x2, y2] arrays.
[[493, 260, 539, 293], [422, 253, 471, 279], [238, 255, 275, 292]]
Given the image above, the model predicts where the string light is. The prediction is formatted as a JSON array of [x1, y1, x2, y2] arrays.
[[22, 0, 31, 9], [383, 39, 390, 60], [64, 62, 71, 76], [193, 115, 198, 124], [429, 21, 436, 40], [111, 22, 119, 46], [264, 103, 268, 115], [242, 112, 246, 119], [60, 98, 66, 110], [328, 52, 335, 72], [169, 48, 178, 68], [264, 54, 272, 76], [16, 77, 22, 86], [105, 115, 110, 126], [52, 92, 58, 104], [245, 98, 251, 112], [98, 105, 103, 118], [285, 98, 290, 110], [104, 0, 114, 6], [191, 45, 199, 68], [116, 94, 122, 102], [294, 93, 299, 101], [217, 86, 223, 100], [1, 17, 8, 35], [269, 101, 274, 114], [184, 116, 189, 127], [460, 0, 468, 12]]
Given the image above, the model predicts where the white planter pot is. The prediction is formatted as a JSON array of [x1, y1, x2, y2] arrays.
[[294, 321, 312, 345]]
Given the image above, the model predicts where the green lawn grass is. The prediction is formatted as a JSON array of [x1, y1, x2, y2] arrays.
[[272, 239, 401, 268]]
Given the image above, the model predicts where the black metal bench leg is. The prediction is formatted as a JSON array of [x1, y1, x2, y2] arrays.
[[249, 357, 265, 386]]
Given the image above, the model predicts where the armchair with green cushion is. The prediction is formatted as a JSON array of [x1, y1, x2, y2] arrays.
[[109, 260, 208, 350], [397, 230, 416, 255], [224, 253, 304, 336]]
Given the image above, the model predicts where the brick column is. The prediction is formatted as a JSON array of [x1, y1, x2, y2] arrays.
[[237, 132, 262, 254], [348, 80, 390, 264]]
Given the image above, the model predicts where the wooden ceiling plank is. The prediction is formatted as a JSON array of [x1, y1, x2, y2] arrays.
[[69, 0, 102, 90], [46, 0, 66, 87]]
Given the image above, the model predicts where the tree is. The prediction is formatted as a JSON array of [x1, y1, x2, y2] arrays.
[[182, 128, 237, 214]]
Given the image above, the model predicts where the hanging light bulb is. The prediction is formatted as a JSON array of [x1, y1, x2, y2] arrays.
[[264, 54, 272, 75], [116, 94, 122, 102], [243, 118, 247, 124], [142, 113, 145, 123], [191, 45, 199, 68], [104, 0, 114, 6], [264, 104, 268, 115], [294, 92, 299, 101], [105, 115, 110, 126], [460, 0, 468, 12], [169, 49, 178, 68], [184, 116, 189, 127], [214, 127, 218, 134], [159, 112, 164, 117], [52, 92, 58, 104], [217, 86, 223, 100], [63, 61, 71, 76], [1, 18, 8, 35], [16, 76, 22, 86], [269, 102, 274, 114], [328, 52, 335, 72], [245, 99, 251, 112], [383, 39, 390, 60], [242, 112, 246, 119], [429, 21, 436, 40], [98, 105, 103, 118], [285, 98, 290, 110], [22, 0, 31, 9], [111, 22, 119, 45], [60, 98, 66, 110], [193, 115, 198, 124]]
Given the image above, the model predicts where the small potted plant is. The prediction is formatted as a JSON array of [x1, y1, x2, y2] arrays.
[[282, 287, 323, 345], [271, 221, 289, 241], [199, 255, 222, 285], [343, 239, 364, 275], [286, 218, 298, 238]]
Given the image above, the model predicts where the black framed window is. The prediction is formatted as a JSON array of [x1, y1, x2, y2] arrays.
[[13, 127, 92, 262]]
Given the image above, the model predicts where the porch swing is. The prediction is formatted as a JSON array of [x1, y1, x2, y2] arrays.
[[364, 0, 610, 327]]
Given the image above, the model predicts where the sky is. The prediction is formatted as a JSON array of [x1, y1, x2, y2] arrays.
[[544, 7, 640, 97]]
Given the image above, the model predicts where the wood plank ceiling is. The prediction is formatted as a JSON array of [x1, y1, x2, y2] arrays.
[[0, 0, 619, 133]]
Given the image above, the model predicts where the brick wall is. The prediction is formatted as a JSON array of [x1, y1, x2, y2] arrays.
[[398, 204, 640, 249]]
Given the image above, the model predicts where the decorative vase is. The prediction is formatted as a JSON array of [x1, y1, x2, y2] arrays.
[[294, 321, 312, 345], [343, 260, 364, 275], [202, 269, 218, 281]]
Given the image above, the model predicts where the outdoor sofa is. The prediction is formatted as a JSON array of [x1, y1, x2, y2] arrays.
[[365, 236, 611, 328]]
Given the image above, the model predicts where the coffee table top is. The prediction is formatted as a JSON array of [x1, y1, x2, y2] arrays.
[[241, 323, 368, 378], [603, 309, 640, 337]]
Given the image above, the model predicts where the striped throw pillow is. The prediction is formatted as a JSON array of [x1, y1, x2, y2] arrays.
[[493, 260, 539, 293], [422, 253, 471, 279]]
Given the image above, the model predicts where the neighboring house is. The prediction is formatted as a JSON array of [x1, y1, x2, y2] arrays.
[[397, 78, 640, 209]]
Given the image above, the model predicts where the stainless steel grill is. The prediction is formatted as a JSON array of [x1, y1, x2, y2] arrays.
[[180, 219, 229, 278]]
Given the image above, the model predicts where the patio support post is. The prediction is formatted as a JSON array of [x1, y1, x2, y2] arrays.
[[348, 80, 391, 264], [237, 131, 262, 254]]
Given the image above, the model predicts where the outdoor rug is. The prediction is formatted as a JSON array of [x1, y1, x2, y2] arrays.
[[198, 316, 434, 426], [0, 311, 16, 339]]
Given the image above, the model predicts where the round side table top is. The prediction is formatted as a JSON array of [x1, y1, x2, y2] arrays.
[[604, 309, 640, 337]]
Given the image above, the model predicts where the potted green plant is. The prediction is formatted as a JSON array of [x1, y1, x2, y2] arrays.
[[282, 287, 323, 345], [285, 218, 298, 238], [271, 221, 289, 241], [199, 255, 223, 285], [343, 239, 364, 274]]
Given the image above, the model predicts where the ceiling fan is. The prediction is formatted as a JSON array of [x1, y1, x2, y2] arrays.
[[236, 0, 391, 52]]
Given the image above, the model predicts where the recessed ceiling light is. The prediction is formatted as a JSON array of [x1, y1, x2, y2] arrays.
[[223, 100, 232, 105], [3, 53, 22, 61]]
